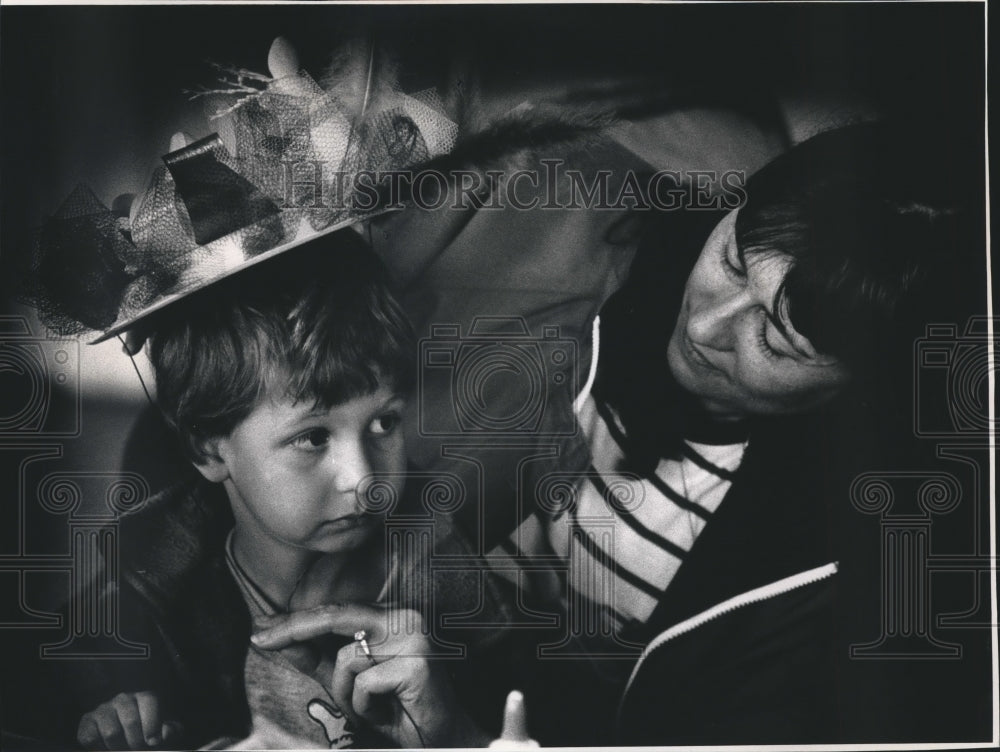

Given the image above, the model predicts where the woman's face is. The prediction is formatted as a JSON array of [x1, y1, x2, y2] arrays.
[[666, 210, 851, 421]]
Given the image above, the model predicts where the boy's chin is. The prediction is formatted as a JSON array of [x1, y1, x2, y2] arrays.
[[290, 523, 382, 609]]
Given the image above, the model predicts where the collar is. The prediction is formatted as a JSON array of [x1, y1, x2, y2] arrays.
[[682, 410, 751, 445]]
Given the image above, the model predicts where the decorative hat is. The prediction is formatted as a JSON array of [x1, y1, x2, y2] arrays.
[[23, 37, 458, 345]]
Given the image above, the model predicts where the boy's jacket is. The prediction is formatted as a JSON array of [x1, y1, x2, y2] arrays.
[[15, 475, 515, 748]]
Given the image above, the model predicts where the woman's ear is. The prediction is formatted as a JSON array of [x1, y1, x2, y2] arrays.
[[191, 437, 231, 483]]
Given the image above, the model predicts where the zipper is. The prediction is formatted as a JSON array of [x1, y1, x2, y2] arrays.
[[617, 561, 839, 721], [573, 314, 601, 415]]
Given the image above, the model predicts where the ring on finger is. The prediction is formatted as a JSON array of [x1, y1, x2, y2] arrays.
[[354, 629, 377, 665]]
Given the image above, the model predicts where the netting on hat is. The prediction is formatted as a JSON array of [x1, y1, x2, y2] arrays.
[[25, 42, 459, 340], [224, 67, 458, 226], [230, 72, 347, 232], [398, 88, 459, 158], [116, 134, 289, 326], [23, 185, 135, 334]]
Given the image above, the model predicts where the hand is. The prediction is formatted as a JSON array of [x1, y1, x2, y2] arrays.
[[76, 691, 182, 750], [251, 602, 490, 748]]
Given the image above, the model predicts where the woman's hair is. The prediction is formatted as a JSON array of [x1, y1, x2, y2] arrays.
[[735, 121, 976, 375], [595, 120, 983, 468], [146, 230, 415, 463]]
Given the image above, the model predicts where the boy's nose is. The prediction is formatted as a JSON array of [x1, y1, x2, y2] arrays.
[[687, 291, 749, 352], [330, 439, 372, 497]]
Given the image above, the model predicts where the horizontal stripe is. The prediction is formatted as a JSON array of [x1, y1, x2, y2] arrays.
[[564, 482, 686, 591], [682, 442, 739, 481], [566, 539, 660, 624], [569, 506, 663, 601], [588, 468, 689, 560], [565, 583, 638, 631], [642, 469, 713, 522]]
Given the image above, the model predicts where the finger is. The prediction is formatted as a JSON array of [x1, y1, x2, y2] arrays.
[[251, 611, 282, 628], [77, 715, 105, 750], [353, 660, 406, 722], [330, 641, 367, 727], [92, 706, 127, 750], [498, 691, 531, 741], [134, 692, 163, 746], [110, 693, 147, 750], [352, 656, 431, 720], [251, 603, 385, 649]]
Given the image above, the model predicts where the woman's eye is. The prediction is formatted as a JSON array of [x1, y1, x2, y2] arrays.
[[723, 241, 745, 278], [291, 428, 330, 450], [756, 320, 782, 358], [756, 315, 798, 360], [368, 413, 400, 436]]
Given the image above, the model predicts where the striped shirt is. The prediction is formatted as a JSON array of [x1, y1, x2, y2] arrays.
[[490, 316, 748, 637], [547, 392, 746, 632]]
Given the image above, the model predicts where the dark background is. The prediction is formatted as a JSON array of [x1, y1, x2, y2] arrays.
[[0, 3, 992, 747], [0, 2, 987, 288]]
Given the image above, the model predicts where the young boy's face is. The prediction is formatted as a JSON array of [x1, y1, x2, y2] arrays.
[[204, 383, 407, 559]]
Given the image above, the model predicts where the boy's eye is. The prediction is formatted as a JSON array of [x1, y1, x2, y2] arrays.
[[291, 428, 330, 450], [368, 413, 400, 436]]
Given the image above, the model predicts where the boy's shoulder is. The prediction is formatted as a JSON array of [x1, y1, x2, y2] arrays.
[[117, 476, 235, 611]]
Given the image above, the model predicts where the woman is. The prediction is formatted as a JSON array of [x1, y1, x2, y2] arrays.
[[509, 121, 986, 744]]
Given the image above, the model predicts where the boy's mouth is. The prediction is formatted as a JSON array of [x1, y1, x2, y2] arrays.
[[320, 514, 372, 531]]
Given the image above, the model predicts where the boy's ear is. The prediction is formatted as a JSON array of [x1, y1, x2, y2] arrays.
[[191, 437, 231, 483]]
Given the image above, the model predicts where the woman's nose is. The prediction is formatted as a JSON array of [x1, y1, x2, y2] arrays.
[[687, 291, 749, 352]]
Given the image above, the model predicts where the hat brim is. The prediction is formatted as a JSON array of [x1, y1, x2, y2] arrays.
[[90, 207, 395, 345]]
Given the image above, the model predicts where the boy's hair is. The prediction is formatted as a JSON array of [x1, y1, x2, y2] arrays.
[[146, 230, 415, 463]]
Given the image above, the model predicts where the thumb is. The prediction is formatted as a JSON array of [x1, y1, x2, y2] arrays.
[[489, 691, 538, 748]]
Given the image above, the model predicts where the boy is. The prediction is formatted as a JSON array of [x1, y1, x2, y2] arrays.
[[32, 228, 501, 749]]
